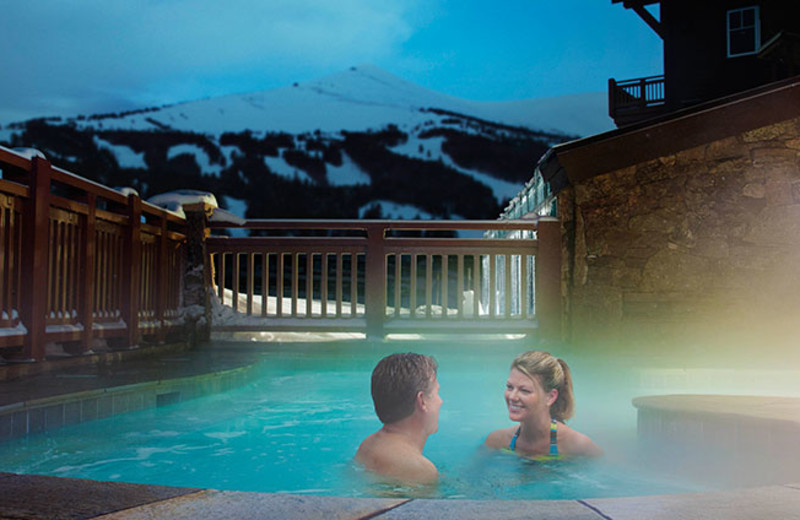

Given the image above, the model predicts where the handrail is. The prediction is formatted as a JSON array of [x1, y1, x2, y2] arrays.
[[211, 219, 540, 232], [0, 146, 188, 360], [206, 217, 560, 339]]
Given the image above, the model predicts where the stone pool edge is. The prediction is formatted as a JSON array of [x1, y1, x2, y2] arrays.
[[2, 471, 800, 520], [3, 354, 800, 518]]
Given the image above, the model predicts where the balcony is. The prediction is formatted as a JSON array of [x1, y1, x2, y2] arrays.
[[608, 74, 666, 127]]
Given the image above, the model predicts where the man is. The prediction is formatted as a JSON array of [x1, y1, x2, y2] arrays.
[[355, 352, 442, 484]]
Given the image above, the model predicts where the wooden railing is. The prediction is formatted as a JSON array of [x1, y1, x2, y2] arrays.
[[0, 146, 187, 361], [608, 75, 666, 125], [207, 218, 561, 339]]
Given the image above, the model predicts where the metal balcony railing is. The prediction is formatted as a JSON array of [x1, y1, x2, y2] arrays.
[[608, 75, 666, 125]]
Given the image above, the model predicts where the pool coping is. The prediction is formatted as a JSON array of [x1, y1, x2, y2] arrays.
[[2, 348, 800, 518], [2, 471, 800, 519]]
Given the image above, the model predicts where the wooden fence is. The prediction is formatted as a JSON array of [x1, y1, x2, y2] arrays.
[[206, 218, 561, 339], [0, 144, 564, 361], [0, 146, 187, 361]]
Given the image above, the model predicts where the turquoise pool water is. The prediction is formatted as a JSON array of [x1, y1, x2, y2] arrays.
[[0, 339, 716, 499]]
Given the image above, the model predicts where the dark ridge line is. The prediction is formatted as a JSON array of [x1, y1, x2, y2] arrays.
[[421, 107, 577, 140]]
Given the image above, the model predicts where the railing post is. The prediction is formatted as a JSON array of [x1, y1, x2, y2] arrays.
[[16, 157, 51, 361], [77, 192, 96, 355], [121, 193, 141, 348], [535, 217, 562, 342], [365, 224, 386, 339], [608, 78, 617, 119], [639, 77, 648, 109], [155, 215, 169, 343], [182, 202, 213, 346]]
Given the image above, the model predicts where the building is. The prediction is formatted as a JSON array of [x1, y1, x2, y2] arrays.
[[501, 1, 800, 350], [609, 0, 800, 127]]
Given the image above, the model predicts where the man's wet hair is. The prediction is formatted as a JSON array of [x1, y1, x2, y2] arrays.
[[371, 352, 438, 424]]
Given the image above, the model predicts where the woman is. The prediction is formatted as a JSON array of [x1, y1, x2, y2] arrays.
[[484, 350, 602, 459]]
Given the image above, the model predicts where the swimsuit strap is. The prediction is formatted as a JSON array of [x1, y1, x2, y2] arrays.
[[509, 420, 558, 456], [509, 426, 521, 452], [549, 418, 559, 456]]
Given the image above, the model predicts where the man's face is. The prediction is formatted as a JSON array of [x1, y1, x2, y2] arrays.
[[423, 377, 443, 434]]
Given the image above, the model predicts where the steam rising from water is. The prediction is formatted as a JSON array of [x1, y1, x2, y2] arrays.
[[2, 336, 799, 497]]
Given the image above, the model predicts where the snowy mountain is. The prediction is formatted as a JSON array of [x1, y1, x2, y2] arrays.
[[0, 65, 612, 221]]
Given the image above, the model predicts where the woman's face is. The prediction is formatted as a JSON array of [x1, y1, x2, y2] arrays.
[[504, 367, 556, 422]]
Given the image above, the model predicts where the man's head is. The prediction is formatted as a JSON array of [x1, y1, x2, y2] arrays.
[[371, 352, 438, 425]]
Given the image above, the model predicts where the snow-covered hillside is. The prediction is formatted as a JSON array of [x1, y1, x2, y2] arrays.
[[71, 65, 612, 137], [1, 65, 612, 222]]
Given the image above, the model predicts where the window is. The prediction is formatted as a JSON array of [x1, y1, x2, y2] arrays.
[[727, 6, 760, 57]]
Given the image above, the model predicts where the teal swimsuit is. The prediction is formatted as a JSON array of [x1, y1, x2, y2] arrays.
[[509, 419, 559, 459]]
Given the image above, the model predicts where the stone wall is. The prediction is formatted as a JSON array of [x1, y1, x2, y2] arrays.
[[560, 116, 800, 350]]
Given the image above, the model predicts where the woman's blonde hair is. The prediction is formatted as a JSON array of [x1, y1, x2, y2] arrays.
[[511, 350, 574, 421]]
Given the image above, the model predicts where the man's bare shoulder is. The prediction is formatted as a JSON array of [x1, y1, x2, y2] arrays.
[[356, 431, 437, 484]]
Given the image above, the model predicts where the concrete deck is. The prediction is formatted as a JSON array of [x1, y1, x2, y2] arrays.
[[2, 343, 800, 519]]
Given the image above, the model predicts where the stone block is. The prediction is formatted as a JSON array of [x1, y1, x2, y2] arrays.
[[705, 136, 744, 161], [0, 473, 199, 520], [586, 485, 800, 520], [675, 143, 706, 165], [381, 498, 600, 519], [744, 204, 800, 246], [95, 490, 407, 520], [752, 146, 799, 167], [741, 119, 799, 142], [640, 249, 712, 292], [691, 238, 729, 260], [709, 157, 750, 180], [628, 209, 681, 234], [742, 182, 765, 198]]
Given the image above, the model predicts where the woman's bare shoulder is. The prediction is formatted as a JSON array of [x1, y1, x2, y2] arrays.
[[484, 426, 516, 449], [559, 424, 603, 457]]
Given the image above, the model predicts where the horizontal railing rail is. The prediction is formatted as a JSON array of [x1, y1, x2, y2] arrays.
[[207, 218, 561, 338], [0, 145, 187, 361]]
